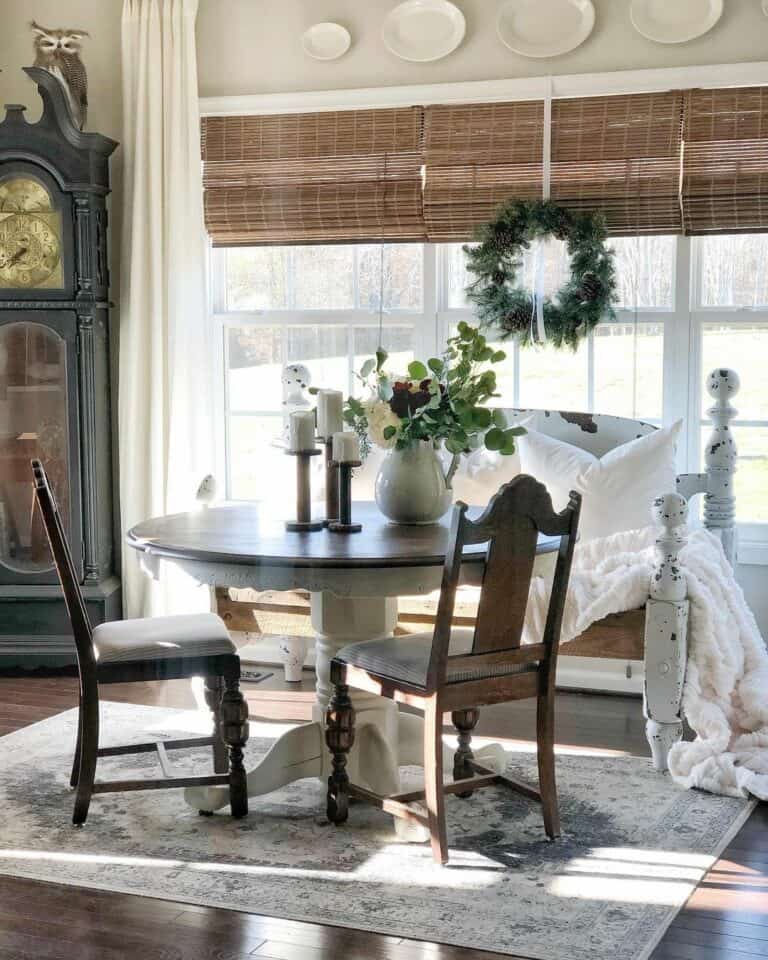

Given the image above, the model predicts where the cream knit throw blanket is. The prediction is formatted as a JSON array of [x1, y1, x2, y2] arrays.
[[527, 526, 768, 800]]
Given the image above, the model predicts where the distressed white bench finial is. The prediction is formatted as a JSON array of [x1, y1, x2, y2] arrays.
[[704, 368, 739, 566], [645, 367, 740, 769], [643, 492, 690, 772]]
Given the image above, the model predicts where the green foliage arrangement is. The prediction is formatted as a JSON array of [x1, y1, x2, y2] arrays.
[[464, 198, 617, 350], [344, 322, 524, 482]]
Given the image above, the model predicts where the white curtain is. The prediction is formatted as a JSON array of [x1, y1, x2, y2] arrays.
[[120, 0, 214, 617]]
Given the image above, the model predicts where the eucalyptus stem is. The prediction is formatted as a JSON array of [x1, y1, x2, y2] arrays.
[[444, 452, 461, 491]]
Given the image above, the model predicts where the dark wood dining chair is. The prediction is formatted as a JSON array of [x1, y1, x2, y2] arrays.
[[325, 474, 581, 864], [31, 459, 249, 825]]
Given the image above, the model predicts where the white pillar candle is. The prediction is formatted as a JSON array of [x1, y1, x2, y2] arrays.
[[289, 410, 316, 452], [332, 431, 360, 463], [317, 389, 344, 439]]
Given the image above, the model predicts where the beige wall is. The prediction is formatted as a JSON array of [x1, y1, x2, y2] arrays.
[[197, 0, 768, 98]]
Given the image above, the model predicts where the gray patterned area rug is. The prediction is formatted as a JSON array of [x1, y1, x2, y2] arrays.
[[0, 703, 754, 960]]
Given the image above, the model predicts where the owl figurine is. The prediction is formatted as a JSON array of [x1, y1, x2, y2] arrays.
[[30, 20, 89, 130], [281, 363, 312, 444], [195, 474, 218, 508]]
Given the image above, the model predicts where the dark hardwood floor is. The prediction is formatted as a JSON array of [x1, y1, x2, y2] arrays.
[[0, 673, 765, 960]]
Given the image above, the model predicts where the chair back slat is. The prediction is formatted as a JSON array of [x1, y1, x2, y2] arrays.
[[427, 475, 581, 688], [31, 459, 94, 670], [473, 511, 538, 654]]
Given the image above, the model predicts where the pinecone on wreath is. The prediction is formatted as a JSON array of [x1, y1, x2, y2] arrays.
[[552, 209, 571, 241], [578, 271, 602, 302], [504, 306, 530, 331], [489, 226, 517, 252]]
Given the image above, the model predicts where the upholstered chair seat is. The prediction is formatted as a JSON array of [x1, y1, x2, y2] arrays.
[[325, 475, 582, 864], [93, 613, 235, 664], [336, 629, 539, 690], [31, 459, 250, 826]]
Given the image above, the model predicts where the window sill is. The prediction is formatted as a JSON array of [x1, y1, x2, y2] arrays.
[[738, 539, 768, 566]]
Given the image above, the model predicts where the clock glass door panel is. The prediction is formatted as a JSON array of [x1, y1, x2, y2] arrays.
[[0, 321, 69, 575]]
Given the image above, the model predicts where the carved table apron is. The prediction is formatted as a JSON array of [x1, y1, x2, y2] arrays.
[[127, 501, 559, 837]]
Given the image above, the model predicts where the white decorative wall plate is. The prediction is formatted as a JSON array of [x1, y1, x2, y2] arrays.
[[630, 0, 723, 44], [382, 0, 466, 63], [301, 22, 352, 61], [497, 0, 595, 58]]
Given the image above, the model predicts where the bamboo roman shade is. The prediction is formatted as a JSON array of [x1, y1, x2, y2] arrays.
[[550, 91, 685, 236], [201, 107, 425, 245], [681, 87, 768, 235], [422, 101, 544, 242], [202, 84, 768, 246]]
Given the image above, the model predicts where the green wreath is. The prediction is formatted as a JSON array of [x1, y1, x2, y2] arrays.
[[464, 199, 617, 350]]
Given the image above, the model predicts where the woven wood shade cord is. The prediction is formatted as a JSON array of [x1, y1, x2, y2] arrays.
[[201, 107, 426, 246], [682, 86, 768, 235], [422, 101, 544, 242]]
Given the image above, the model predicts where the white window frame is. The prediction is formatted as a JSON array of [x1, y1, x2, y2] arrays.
[[688, 237, 768, 562], [437, 240, 676, 425], [203, 59, 768, 562], [209, 243, 439, 498], [210, 236, 768, 562]]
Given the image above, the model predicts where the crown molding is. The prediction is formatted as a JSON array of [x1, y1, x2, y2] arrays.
[[200, 60, 768, 116]]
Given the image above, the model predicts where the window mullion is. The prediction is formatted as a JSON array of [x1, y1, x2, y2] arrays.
[[347, 323, 355, 399], [210, 246, 227, 313], [221, 319, 233, 499], [661, 236, 695, 471], [208, 243, 230, 496], [420, 243, 439, 359], [353, 245, 361, 310], [288, 247, 296, 310]]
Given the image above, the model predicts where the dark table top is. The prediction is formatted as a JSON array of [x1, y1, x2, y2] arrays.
[[127, 501, 561, 571]]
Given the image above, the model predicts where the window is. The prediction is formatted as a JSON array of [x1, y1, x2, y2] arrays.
[[211, 235, 768, 548], [439, 236, 671, 418], [212, 244, 424, 501], [698, 235, 768, 308]]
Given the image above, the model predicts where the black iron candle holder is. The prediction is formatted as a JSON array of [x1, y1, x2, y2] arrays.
[[285, 448, 324, 532], [327, 460, 362, 533], [318, 437, 340, 527]]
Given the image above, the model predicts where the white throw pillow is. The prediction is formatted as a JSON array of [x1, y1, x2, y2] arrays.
[[518, 421, 682, 541]]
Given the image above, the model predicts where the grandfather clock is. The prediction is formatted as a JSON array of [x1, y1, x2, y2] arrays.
[[0, 68, 120, 665]]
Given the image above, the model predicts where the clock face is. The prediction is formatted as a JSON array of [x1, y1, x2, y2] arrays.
[[0, 178, 52, 213], [0, 177, 63, 290]]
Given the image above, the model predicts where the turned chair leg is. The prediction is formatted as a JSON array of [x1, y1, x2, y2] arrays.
[[325, 680, 355, 824], [452, 708, 479, 798], [536, 679, 560, 840], [220, 676, 249, 818], [72, 692, 99, 826], [424, 696, 449, 865], [70, 694, 83, 788], [204, 675, 228, 774]]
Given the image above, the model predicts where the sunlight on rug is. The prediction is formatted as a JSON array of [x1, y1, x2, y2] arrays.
[[0, 702, 754, 960]]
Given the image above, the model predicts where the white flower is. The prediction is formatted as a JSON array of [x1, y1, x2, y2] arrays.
[[364, 398, 400, 449]]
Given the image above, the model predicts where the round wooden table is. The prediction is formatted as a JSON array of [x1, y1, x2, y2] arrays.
[[127, 501, 560, 828]]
